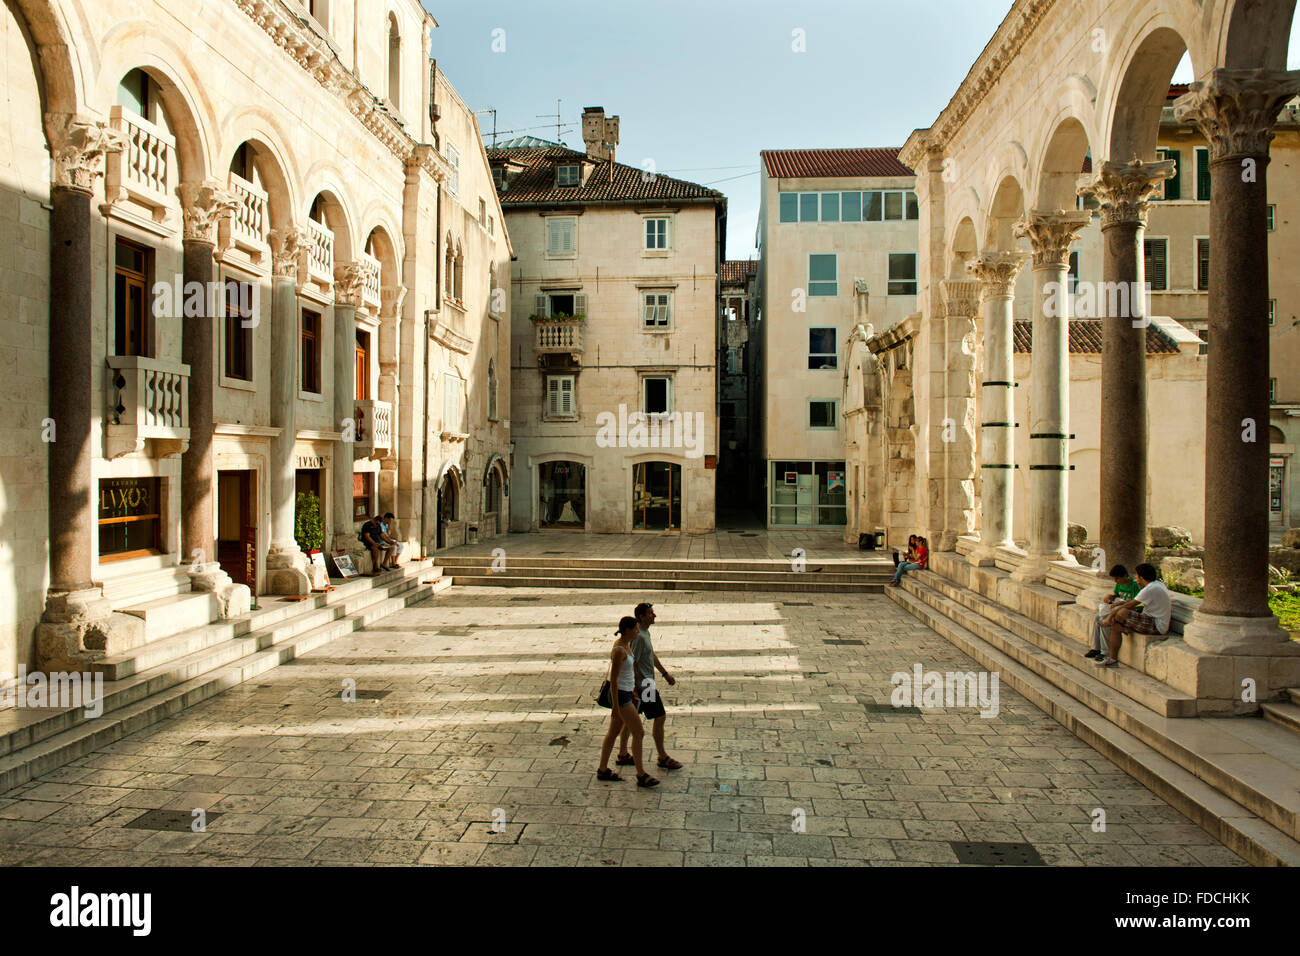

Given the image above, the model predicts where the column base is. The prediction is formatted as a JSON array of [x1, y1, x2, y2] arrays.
[[187, 563, 252, 619], [36, 588, 146, 671], [1182, 609, 1300, 656], [266, 542, 312, 596], [967, 543, 1008, 567]]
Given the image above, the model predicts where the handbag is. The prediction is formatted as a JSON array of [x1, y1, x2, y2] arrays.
[[595, 679, 612, 709]]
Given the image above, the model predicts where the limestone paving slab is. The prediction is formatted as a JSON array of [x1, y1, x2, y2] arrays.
[[0, 582, 1246, 867]]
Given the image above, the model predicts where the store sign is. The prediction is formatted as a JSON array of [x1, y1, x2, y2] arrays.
[[297, 456, 325, 469], [99, 478, 156, 519], [1271, 458, 1285, 468], [704, 455, 717, 470]]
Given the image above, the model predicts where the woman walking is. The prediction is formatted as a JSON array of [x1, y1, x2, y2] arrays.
[[597, 616, 660, 788]]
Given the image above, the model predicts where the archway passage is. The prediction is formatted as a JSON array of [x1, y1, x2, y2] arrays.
[[633, 462, 681, 531], [437, 473, 459, 550]]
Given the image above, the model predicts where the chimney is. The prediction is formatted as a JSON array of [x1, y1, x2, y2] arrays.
[[581, 106, 619, 164]]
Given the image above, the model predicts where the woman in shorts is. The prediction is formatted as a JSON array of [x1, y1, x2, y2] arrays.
[[597, 616, 659, 788]]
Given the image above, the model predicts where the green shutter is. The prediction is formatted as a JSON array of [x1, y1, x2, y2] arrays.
[[1196, 148, 1211, 201], [1162, 149, 1181, 200]]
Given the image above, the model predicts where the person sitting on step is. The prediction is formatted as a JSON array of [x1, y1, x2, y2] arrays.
[[1084, 564, 1141, 660], [1094, 562, 1172, 669], [889, 535, 928, 587]]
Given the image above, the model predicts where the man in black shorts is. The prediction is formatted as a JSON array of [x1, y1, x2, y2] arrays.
[[616, 602, 682, 771]]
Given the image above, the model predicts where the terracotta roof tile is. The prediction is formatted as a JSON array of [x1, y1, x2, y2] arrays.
[[721, 260, 757, 285], [1012, 320, 1179, 354], [760, 148, 913, 179], [486, 144, 724, 206]]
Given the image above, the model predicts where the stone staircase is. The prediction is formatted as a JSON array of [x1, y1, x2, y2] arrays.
[[887, 554, 1300, 866], [438, 555, 892, 593], [0, 562, 452, 794]]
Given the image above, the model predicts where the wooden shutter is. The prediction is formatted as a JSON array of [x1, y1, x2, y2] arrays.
[[534, 294, 548, 317], [574, 293, 587, 317], [560, 377, 573, 415], [1196, 148, 1211, 201], [1162, 149, 1181, 200], [1197, 238, 1210, 290], [546, 377, 558, 416], [1144, 239, 1167, 291]]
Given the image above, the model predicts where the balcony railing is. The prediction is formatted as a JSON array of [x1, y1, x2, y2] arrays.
[[105, 356, 190, 460], [534, 317, 584, 356], [353, 398, 393, 458], [227, 171, 269, 250], [305, 217, 334, 285], [106, 106, 176, 215], [357, 250, 382, 312]]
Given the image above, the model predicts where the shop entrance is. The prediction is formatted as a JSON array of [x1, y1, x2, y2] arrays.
[[217, 470, 256, 588], [633, 461, 681, 531]]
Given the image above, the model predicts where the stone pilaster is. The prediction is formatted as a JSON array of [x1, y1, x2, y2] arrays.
[[1077, 159, 1175, 576], [966, 252, 1028, 565], [1175, 69, 1300, 660], [936, 278, 982, 552], [1010, 210, 1091, 583], [330, 264, 366, 551]]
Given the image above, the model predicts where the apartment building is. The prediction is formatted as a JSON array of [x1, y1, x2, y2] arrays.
[[488, 109, 726, 533]]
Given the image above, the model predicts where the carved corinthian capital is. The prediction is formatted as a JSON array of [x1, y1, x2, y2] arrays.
[[269, 226, 310, 281], [1174, 69, 1300, 161], [967, 251, 1029, 299], [939, 279, 982, 319], [333, 263, 368, 307], [180, 181, 238, 244], [48, 116, 126, 193], [1077, 158, 1176, 228], [1013, 210, 1092, 269]]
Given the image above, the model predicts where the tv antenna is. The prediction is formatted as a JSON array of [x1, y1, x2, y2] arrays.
[[473, 108, 499, 146], [535, 100, 573, 145]]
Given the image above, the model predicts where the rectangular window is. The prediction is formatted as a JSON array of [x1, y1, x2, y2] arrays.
[[808, 254, 837, 297], [888, 253, 918, 295], [556, 164, 580, 187], [98, 477, 162, 561], [447, 144, 459, 195], [645, 217, 669, 250], [642, 376, 672, 414], [352, 473, 373, 523], [841, 191, 861, 222], [114, 239, 152, 358], [643, 291, 672, 328], [224, 279, 252, 381], [478, 198, 486, 224], [808, 328, 837, 370], [799, 193, 819, 222], [820, 193, 840, 222], [1067, 251, 1080, 294], [884, 191, 904, 221], [864, 191, 883, 221], [546, 375, 574, 417], [1159, 148, 1181, 200], [1268, 205, 1276, 231], [301, 308, 321, 393], [546, 216, 577, 256], [491, 167, 506, 192], [809, 400, 838, 429], [443, 372, 464, 433], [355, 329, 370, 400], [779, 193, 798, 223], [1144, 238, 1168, 292], [1196, 147, 1211, 201], [905, 191, 919, 220], [1196, 238, 1210, 291]]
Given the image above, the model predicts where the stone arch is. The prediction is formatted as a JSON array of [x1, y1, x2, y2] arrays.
[[359, 204, 405, 269], [1221, 0, 1297, 71], [984, 174, 1027, 253], [948, 217, 978, 279], [1103, 22, 1195, 163], [221, 108, 302, 227], [304, 186, 355, 266], [1032, 114, 1093, 211], [225, 137, 294, 240], [8, 0, 82, 124]]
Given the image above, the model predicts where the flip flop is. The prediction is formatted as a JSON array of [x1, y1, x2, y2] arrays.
[[657, 756, 683, 770], [596, 768, 624, 782], [615, 753, 636, 766]]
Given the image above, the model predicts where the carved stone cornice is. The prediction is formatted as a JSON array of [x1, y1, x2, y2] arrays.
[[1077, 158, 1176, 228], [967, 251, 1029, 299], [48, 116, 126, 193], [269, 226, 310, 281], [332, 262, 368, 308], [939, 279, 982, 319], [1174, 69, 1300, 161], [1013, 210, 1091, 269], [180, 181, 239, 244]]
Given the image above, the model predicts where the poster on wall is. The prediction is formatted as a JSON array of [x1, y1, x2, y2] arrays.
[[330, 550, 360, 578], [827, 471, 845, 492], [785, 472, 798, 485]]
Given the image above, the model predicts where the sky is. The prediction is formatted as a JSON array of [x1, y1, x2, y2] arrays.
[[423, 0, 1300, 261]]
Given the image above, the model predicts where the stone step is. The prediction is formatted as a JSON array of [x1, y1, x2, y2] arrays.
[[119, 590, 223, 643], [1262, 701, 1300, 736], [1288, 687, 1300, 708], [911, 571, 1196, 717], [99, 563, 194, 606], [888, 580, 1300, 851], [442, 564, 889, 584], [0, 572, 446, 795], [448, 573, 883, 593], [888, 587, 1300, 866], [439, 556, 891, 573]]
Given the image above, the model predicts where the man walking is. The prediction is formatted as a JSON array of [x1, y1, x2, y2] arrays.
[[616, 602, 683, 771]]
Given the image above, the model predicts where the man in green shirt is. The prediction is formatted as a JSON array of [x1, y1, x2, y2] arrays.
[[1085, 565, 1141, 660]]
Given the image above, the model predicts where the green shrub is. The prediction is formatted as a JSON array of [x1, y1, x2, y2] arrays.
[[295, 491, 324, 553]]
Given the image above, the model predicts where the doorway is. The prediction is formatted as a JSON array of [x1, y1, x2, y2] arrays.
[[217, 469, 256, 588], [633, 461, 681, 531]]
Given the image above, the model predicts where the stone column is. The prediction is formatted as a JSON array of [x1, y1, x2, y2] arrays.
[[1078, 159, 1175, 575], [35, 118, 141, 671], [1011, 210, 1092, 583], [937, 279, 983, 552], [265, 228, 312, 595], [1176, 69, 1300, 655], [967, 252, 1029, 565], [330, 265, 366, 551], [179, 182, 237, 569]]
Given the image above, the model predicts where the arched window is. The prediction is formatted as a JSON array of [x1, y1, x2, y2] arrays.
[[453, 243, 464, 304], [387, 14, 401, 112], [444, 235, 454, 300], [488, 359, 498, 421]]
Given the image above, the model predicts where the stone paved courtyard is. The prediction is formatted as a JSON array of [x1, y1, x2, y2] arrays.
[[0, 585, 1244, 866]]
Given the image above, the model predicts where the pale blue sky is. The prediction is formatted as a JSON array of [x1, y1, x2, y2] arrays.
[[424, 0, 1300, 259]]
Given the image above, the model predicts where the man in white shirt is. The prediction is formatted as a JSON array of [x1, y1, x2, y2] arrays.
[[1095, 563, 1172, 668]]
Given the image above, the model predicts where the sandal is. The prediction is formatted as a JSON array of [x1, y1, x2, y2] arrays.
[[596, 768, 623, 782], [615, 753, 636, 766], [657, 756, 683, 770], [636, 773, 660, 789]]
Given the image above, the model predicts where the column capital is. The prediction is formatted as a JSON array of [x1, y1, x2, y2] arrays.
[[269, 226, 310, 281], [1013, 210, 1092, 269], [967, 251, 1029, 299], [47, 115, 126, 193], [939, 279, 982, 319], [333, 262, 368, 307], [1173, 68, 1300, 161], [180, 181, 238, 245], [1078, 158, 1176, 228]]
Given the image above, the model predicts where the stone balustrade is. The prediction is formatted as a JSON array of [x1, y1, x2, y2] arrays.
[[105, 355, 190, 459], [304, 217, 334, 285], [354, 398, 392, 458], [227, 171, 269, 249], [106, 106, 175, 216]]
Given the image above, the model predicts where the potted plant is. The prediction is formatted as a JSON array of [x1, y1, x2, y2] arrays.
[[295, 491, 324, 555]]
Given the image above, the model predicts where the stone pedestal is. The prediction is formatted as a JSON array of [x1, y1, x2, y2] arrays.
[[36, 589, 146, 671], [188, 563, 252, 619]]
